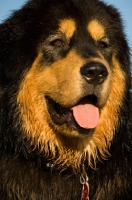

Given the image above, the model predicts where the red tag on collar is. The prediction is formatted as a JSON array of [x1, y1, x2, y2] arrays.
[[81, 182, 89, 200]]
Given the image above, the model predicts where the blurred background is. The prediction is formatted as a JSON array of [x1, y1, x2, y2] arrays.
[[0, 0, 132, 68]]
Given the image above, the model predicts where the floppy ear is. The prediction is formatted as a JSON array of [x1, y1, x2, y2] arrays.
[[0, 14, 37, 80], [0, 21, 22, 79]]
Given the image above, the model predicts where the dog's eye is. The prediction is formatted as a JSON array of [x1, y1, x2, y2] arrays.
[[97, 38, 110, 49], [50, 39, 64, 47], [97, 41, 108, 49]]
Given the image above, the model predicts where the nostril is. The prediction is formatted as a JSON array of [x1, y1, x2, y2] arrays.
[[87, 70, 95, 78], [80, 62, 108, 85], [99, 70, 108, 78]]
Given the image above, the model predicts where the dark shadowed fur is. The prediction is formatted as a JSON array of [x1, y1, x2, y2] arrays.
[[0, 0, 132, 199]]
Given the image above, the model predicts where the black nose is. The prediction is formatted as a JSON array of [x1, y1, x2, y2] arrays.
[[80, 62, 108, 85]]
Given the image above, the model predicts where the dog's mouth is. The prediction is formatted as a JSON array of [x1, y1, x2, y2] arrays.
[[46, 95, 99, 130]]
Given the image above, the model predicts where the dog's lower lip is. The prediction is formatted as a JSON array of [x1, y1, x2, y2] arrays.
[[45, 95, 98, 128]]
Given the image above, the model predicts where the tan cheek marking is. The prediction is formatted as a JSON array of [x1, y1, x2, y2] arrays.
[[87, 20, 105, 40], [17, 54, 60, 159], [30, 50, 85, 107], [59, 19, 76, 38]]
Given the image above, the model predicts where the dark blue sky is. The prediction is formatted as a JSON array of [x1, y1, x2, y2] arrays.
[[0, 0, 132, 61]]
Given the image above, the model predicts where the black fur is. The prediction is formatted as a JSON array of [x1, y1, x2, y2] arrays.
[[0, 0, 132, 199]]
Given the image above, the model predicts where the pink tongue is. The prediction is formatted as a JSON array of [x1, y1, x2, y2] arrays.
[[71, 104, 99, 129]]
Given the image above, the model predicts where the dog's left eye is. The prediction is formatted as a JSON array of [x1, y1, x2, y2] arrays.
[[98, 41, 108, 48], [50, 39, 64, 47], [97, 38, 110, 49]]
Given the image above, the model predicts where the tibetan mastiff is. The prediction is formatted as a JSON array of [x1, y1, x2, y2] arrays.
[[0, 0, 132, 199]]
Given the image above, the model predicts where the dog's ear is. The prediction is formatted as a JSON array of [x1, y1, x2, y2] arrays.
[[0, 21, 21, 79], [0, 15, 37, 80]]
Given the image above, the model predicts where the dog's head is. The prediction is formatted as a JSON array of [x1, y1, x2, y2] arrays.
[[0, 0, 131, 170]]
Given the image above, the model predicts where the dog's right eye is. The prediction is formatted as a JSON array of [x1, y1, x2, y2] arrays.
[[97, 38, 110, 49], [50, 39, 64, 47], [98, 41, 108, 49]]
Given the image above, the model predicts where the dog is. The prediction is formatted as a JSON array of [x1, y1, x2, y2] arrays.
[[0, 0, 132, 199]]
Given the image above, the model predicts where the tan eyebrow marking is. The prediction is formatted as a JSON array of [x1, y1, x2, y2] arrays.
[[87, 20, 105, 40], [59, 19, 76, 38]]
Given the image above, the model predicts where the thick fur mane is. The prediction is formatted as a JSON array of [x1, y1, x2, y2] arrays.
[[0, 0, 132, 199]]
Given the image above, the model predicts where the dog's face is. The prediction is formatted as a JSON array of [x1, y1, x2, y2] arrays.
[[1, 0, 130, 169]]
